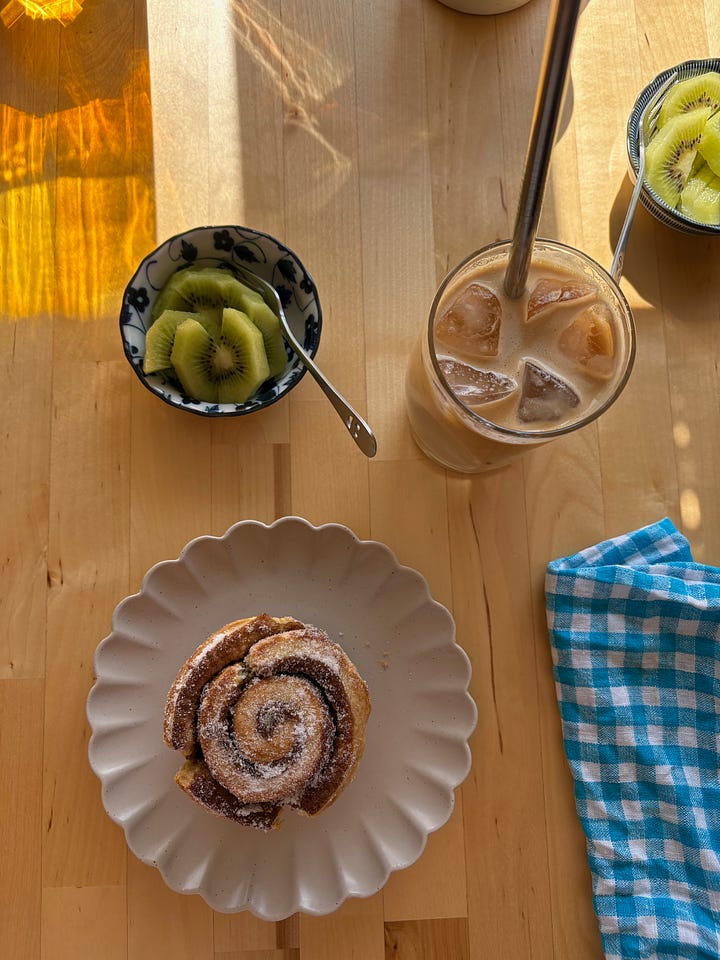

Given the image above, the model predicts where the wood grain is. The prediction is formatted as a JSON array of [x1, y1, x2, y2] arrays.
[[2, 0, 718, 956], [0, 679, 43, 960], [384, 918, 470, 960], [127, 857, 214, 960], [299, 894, 385, 960], [42, 885, 127, 960]]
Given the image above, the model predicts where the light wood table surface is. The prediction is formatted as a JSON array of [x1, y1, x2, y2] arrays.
[[2, 0, 719, 957]]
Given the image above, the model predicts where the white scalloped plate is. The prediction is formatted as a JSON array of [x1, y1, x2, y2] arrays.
[[86, 517, 477, 919]]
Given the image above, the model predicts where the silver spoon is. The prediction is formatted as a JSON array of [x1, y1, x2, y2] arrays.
[[231, 262, 378, 458], [610, 72, 678, 283]]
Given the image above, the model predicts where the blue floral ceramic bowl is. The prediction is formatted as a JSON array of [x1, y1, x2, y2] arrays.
[[120, 225, 322, 416], [627, 58, 720, 236]]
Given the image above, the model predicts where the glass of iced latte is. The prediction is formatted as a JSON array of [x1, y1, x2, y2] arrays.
[[406, 239, 636, 473]]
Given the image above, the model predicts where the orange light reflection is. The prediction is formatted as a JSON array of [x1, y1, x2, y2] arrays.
[[0, 57, 155, 322], [1, 0, 85, 27]]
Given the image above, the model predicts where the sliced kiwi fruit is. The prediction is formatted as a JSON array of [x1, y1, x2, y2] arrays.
[[698, 109, 720, 177], [201, 275, 288, 378], [152, 266, 287, 378], [168, 267, 243, 321], [645, 108, 710, 208], [170, 308, 270, 404], [232, 288, 287, 378], [151, 266, 244, 324], [658, 72, 720, 129], [679, 162, 720, 224], [144, 309, 221, 374], [170, 320, 218, 402], [151, 270, 197, 321], [147, 266, 290, 400]]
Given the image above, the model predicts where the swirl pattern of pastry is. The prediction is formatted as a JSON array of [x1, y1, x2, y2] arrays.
[[163, 614, 371, 830]]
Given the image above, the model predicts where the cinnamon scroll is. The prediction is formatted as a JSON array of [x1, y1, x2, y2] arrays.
[[163, 614, 371, 830]]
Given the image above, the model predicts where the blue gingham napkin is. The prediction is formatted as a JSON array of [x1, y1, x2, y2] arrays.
[[545, 518, 720, 960]]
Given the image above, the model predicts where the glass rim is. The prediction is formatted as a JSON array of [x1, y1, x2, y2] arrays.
[[427, 237, 637, 441]]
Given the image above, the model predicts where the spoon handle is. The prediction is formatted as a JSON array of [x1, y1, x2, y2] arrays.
[[610, 158, 645, 283], [611, 72, 677, 283], [230, 261, 378, 458], [280, 320, 378, 459]]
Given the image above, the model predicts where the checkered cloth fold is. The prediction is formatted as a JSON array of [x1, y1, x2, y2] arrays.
[[545, 518, 720, 960]]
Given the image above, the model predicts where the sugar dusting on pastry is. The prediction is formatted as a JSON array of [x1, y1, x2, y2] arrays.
[[163, 614, 371, 830]]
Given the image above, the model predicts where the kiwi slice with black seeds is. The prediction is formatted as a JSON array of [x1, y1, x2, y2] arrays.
[[645, 108, 710, 208], [144, 309, 219, 374], [233, 286, 287, 379], [156, 266, 288, 378], [658, 72, 720, 129], [151, 270, 197, 321], [170, 308, 270, 404], [168, 268, 243, 320]]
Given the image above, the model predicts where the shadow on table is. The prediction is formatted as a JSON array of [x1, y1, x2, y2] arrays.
[[607, 173, 720, 310]]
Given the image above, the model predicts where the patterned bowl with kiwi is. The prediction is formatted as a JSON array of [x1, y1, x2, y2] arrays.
[[120, 225, 322, 416], [627, 58, 720, 236]]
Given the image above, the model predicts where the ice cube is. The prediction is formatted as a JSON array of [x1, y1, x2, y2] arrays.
[[558, 303, 615, 380], [438, 358, 516, 406], [434, 283, 501, 357], [518, 360, 580, 423], [526, 277, 597, 323]]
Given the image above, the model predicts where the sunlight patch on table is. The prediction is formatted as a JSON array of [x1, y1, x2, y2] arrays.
[[672, 420, 691, 450], [0, 57, 155, 322], [229, 0, 351, 189], [1, 0, 86, 28], [680, 488, 701, 530]]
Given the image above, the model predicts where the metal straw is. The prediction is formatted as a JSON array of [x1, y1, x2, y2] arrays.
[[504, 0, 584, 299]]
